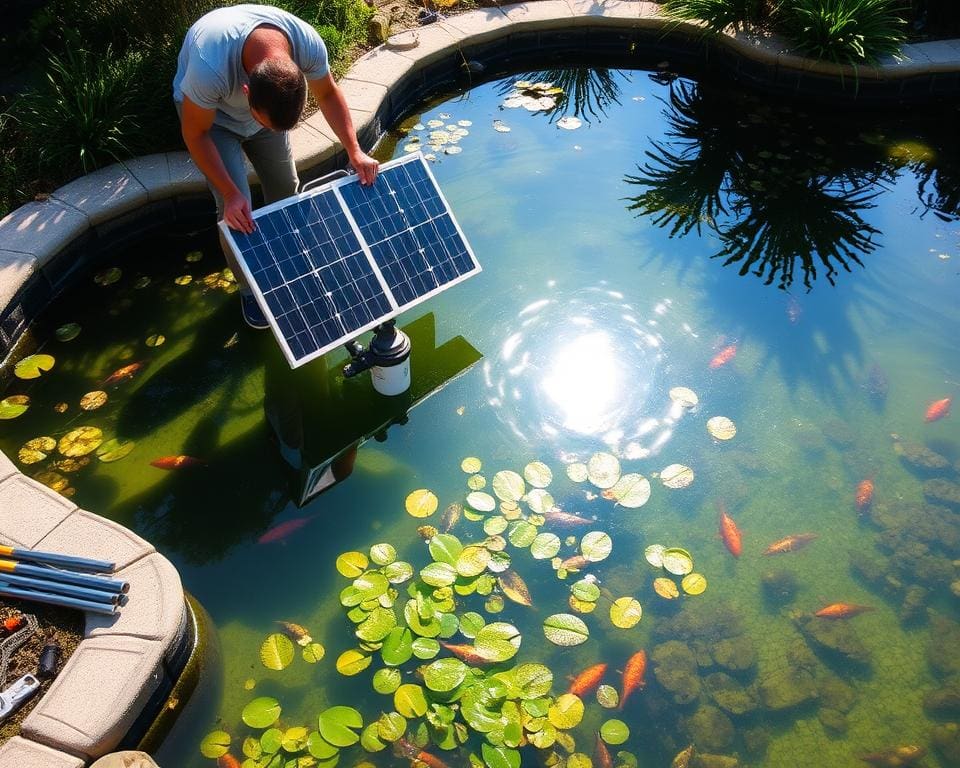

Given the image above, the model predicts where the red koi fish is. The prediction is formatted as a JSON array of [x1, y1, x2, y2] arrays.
[[815, 603, 874, 619], [925, 397, 952, 422], [709, 344, 737, 369], [718, 503, 742, 558], [545, 507, 594, 527], [855, 477, 874, 512], [257, 515, 316, 544], [150, 455, 205, 470], [440, 642, 494, 665], [217, 756, 241, 768], [568, 662, 607, 696], [619, 649, 647, 710], [763, 533, 818, 555], [393, 737, 449, 768], [559, 554, 591, 571], [594, 732, 613, 768], [101, 361, 146, 386]]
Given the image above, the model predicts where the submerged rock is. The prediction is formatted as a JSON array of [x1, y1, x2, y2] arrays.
[[931, 722, 960, 765], [927, 614, 960, 679], [892, 437, 950, 474], [923, 680, 960, 718], [655, 601, 744, 645], [712, 635, 757, 674], [761, 569, 799, 606], [758, 665, 818, 711], [818, 675, 857, 713], [822, 419, 855, 448], [818, 707, 848, 734], [899, 585, 928, 624], [704, 672, 759, 716], [685, 705, 735, 752], [859, 745, 926, 767], [923, 479, 960, 509], [794, 614, 871, 667], [742, 726, 769, 757], [692, 753, 739, 768], [652, 640, 702, 706]]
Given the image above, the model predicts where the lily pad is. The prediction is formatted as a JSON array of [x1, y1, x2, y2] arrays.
[[597, 685, 619, 709], [543, 614, 589, 646], [200, 730, 231, 758], [661, 548, 694, 576], [381, 626, 414, 667], [394, 684, 428, 718], [508, 521, 537, 548], [145, 334, 166, 347], [461, 457, 482, 473], [406, 488, 439, 518], [610, 597, 643, 628], [609, 474, 651, 508], [14, 354, 55, 380], [18, 436, 56, 465], [681, 573, 707, 595], [412, 636, 441, 659], [482, 743, 522, 768], [80, 391, 108, 411], [242, 697, 282, 728], [456, 545, 491, 578], [429, 533, 463, 565], [307, 731, 338, 759], [668, 386, 699, 408], [653, 577, 680, 599], [600, 719, 630, 745], [492, 470, 525, 501], [587, 452, 620, 489], [548, 693, 585, 729], [0, 395, 31, 420], [318, 706, 363, 747], [55, 323, 81, 342], [475, 621, 522, 662], [356, 607, 397, 642], [281, 726, 309, 752], [174, 274, 193, 286], [58, 426, 103, 457], [373, 667, 402, 694], [484, 516, 509, 536], [370, 542, 396, 566], [566, 462, 589, 482], [260, 633, 295, 670], [302, 642, 325, 663], [337, 551, 369, 578], [644, 544, 666, 568], [424, 657, 468, 692], [96, 438, 135, 463], [581, 531, 613, 562], [571, 579, 601, 602], [377, 711, 406, 742], [524, 461, 553, 488], [707, 416, 737, 441], [335, 649, 372, 675], [94, 267, 122, 286], [421, 562, 457, 587], [557, 116, 582, 130], [530, 533, 561, 559], [525, 488, 555, 515], [660, 464, 694, 489], [466, 491, 496, 513], [467, 474, 486, 490]]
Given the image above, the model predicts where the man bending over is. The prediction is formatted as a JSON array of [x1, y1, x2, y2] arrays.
[[173, 4, 379, 328]]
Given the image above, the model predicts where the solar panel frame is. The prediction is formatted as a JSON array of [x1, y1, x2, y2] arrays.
[[219, 153, 481, 368]]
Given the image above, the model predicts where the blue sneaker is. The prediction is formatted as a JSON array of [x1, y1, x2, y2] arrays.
[[241, 293, 269, 330]]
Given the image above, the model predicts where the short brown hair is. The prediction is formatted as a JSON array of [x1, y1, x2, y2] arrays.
[[248, 58, 306, 131]]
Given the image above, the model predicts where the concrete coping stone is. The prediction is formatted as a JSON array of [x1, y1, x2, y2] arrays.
[[50, 166, 150, 228], [0, 249, 39, 310], [0, 200, 89, 266], [0, 736, 85, 768], [22, 635, 167, 761], [0, 447, 16, 483], [0, 473, 77, 549], [35, 509, 155, 572]]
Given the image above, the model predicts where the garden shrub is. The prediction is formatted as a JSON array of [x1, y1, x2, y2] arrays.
[[661, 0, 768, 33]]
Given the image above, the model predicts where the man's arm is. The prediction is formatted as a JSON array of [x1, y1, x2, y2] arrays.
[[308, 74, 379, 186], [180, 96, 255, 233]]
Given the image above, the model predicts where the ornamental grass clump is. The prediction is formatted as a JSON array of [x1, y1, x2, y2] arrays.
[[775, 0, 908, 65], [660, 0, 768, 33]]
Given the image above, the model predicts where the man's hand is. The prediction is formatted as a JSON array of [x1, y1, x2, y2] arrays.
[[223, 189, 255, 233], [350, 151, 379, 186]]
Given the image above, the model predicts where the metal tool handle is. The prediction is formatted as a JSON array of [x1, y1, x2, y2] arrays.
[[301, 169, 351, 193]]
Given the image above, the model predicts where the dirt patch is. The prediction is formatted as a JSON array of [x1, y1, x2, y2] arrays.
[[0, 600, 84, 744]]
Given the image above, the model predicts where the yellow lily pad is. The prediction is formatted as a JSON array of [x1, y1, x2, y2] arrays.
[[461, 456, 482, 473], [492, 470, 525, 501], [681, 573, 707, 595], [58, 426, 104, 457], [668, 386, 699, 408], [14, 354, 55, 380], [174, 275, 193, 286], [145, 334, 166, 347], [660, 464, 694, 489], [80, 391, 108, 411], [653, 577, 680, 599], [467, 474, 486, 491], [186, 250, 204, 262], [707, 416, 737, 441], [644, 544, 665, 568], [34, 470, 69, 493], [0, 395, 30, 420], [661, 548, 694, 576], [608, 473, 651, 508], [587, 452, 620, 489], [524, 461, 553, 488], [566, 462, 588, 482], [610, 597, 643, 628], [405, 489, 438, 518], [18, 436, 56, 465]]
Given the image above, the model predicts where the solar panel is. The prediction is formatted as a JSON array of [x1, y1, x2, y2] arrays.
[[220, 153, 481, 368]]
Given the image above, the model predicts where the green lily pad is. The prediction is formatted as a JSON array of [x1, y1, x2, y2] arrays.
[[523, 461, 553, 488], [492, 470, 525, 501], [370, 542, 396, 565], [58, 426, 103, 457], [335, 649, 371, 675], [484, 516, 509, 536], [581, 531, 613, 562], [525, 488, 555, 515], [354, 571, 389, 600], [381, 626, 414, 666], [571, 579, 601, 602], [242, 735, 262, 759], [376, 711, 406, 743], [459, 611, 485, 639], [260, 728, 282, 754], [424, 657, 468, 692], [428, 533, 463, 565], [14, 354, 55, 380], [373, 667, 402, 694], [412, 636, 441, 659], [482, 743, 521, 768], [356, 606, 397, 642], [394, 683, 428, 718], [406, 488, 439, 518], [475, 621, 522, 662], [609, 474, 651, 508], [302, 642, 325, 663], [456, 545, 491, 577], [281, 726, 309, 752], [600, 718, 630, 745], [384, 560, 414, 584], [336, 551, 368, 577], [200, 730, 231, 758], [95, 438, 135, 463], [361, 722, 387, 753], [242, 696, 282, 728], [597, 684, 619, 708], [318, 706, 363, 747], [514, 663, 553, 699], [530, 532, 561, 559], [587, 452, 620, 489], [307, 731, 339, 759], [421, 562, 457, 587], [566, 462, 588, 482], [507, 521, 537, 548], [55, 323, 81, 342], [0, 395, 30, 420], [543, 614, 590, 646], [260, 632, 295, 670], [661, 548, 694, 576]]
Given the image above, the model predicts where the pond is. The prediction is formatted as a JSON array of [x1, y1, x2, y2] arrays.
[[1, 66, 959, 768]]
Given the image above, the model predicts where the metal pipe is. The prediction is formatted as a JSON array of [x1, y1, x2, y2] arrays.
[[0, 559, 128, 595], [0, 544, 114, 573], [0, 582, 118, 616], [0, 572, 119, 605]]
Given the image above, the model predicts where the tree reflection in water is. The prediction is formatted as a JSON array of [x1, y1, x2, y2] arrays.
[[625, 79, 897, 290], [498, 68, 630, 124]]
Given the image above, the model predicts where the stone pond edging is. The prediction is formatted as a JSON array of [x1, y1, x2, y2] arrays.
[[0, 2, 958, 763]]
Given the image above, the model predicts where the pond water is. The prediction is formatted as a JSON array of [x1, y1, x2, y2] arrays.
[[2, 67, 959, 768]]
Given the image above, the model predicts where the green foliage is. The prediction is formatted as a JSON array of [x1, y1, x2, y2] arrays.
[[775, 0, 908, 64], [661, 0, 767, 32]]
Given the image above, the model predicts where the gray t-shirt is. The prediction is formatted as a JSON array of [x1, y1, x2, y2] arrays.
[[173, 5, 329, 137]]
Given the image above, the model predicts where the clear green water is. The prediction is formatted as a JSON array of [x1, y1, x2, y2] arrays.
[[2, 68, 959, 768]]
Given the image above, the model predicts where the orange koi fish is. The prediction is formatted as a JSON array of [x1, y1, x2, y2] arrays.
[[150, 455, 205, 470], [709, 344, 737, 369], [545, 508, 594, 527], [925, 397, 952, 422], [815, 603, 874, 619], [393, 737, 449, 768], [717, 503, 742, 558], [217, 755, 241, 768], [101, 361, 146, 386], [568, 662, 607, 696], [860, 745, 926, 767], [619, 649, 647, 710], [440, 642, 494, 665], [763, 533, 818, 555], [594, 732, 613, 768], [560, 554, 591, 571], [258, 515, 316, 545], [277, 620, 313, 646], [855, 477, 874, 512]]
